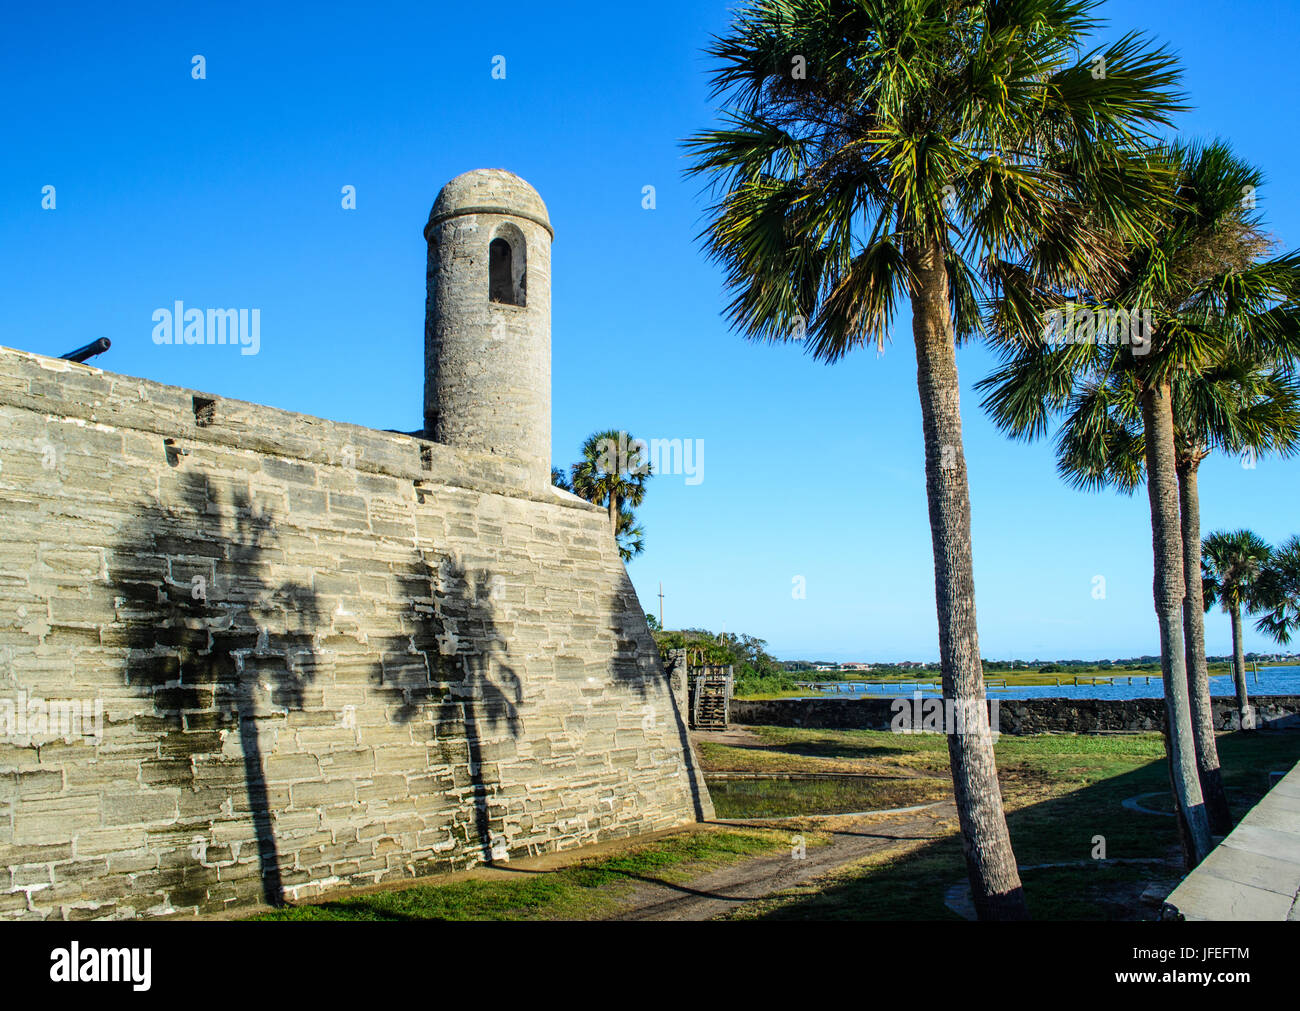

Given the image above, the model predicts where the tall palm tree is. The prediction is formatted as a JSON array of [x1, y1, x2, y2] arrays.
[[978, 140, 1300, 864], [1202, 529, 1272, 729], [685, 0, 1184, 917], [1174, 369, 1298, 823], [1018, 354, 1300, 834], [570, 429, 652, 538], [1255, 535, 1300, 646], [1172, 368, 1295, 830]]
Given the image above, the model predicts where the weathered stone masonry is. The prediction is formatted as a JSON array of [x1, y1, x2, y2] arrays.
[[0, 170, 711, 921]]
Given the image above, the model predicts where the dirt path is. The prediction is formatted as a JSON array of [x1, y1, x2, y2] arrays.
[[694, 727, 770, 749], [605, 802, 956, 921]]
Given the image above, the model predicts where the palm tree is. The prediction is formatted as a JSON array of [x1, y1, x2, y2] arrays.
[[570, 429, 652, 538], [1016, 353, 1299, 834], [1172, 369, 1299, 829], [1255, 535, 1300, 646], [1202, 529, 1272, 729], [685, 0, 1184, 917], [978, 140, 1300, 863], [551, 467, 573, 493], [615, 506, 646, 562], [1015, 181, 1300, 838]]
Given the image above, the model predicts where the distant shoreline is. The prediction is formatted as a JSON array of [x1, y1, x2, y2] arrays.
[[784, 659, 1294, 683], [740, 662, 1300, 701]]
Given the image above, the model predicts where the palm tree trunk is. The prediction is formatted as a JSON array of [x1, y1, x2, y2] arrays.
[[1229, 603, 1253, 729], [608, 494, 620, 538], [1140, 382, 1211, 864], [1160, 716, 1195, 867], [908, 234, 1027, 920], [1177, 460, 1233, 834]]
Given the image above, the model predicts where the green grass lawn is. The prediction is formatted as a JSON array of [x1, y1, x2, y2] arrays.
[[723, 726, 1300, 920], [248, 828, 796, 921], [248, 725, 1300, 921]]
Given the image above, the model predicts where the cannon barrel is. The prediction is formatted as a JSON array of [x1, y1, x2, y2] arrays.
[[59, 338, 111, 364]]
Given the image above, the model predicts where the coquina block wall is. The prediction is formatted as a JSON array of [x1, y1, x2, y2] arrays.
[[0, 344, 711, 920]]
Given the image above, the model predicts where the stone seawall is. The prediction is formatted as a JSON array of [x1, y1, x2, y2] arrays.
[[732, 695, 1300, 734], [0, 345, 711, 921]]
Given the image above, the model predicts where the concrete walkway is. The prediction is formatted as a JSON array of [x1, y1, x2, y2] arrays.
[[1164, 760, 1300, 920]]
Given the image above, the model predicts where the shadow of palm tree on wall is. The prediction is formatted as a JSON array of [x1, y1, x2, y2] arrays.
[[111, 464, 532, 909], [605, 569, 709, 823], [375, 549, 522, 865], [113, 469, 323, 907]]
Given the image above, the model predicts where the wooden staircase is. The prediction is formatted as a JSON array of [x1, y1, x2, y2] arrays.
[[689, 665, 733, 730]]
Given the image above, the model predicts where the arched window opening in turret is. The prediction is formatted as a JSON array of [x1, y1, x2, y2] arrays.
[[488, 227, 526, 306]]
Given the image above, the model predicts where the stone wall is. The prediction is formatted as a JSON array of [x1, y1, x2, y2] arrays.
[[0, 345, 711, 921], [663, 649, 689, 724], [732, 695, 1300, 735]]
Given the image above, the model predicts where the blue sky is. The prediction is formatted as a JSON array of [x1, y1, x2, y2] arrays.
[[2, 0, 1297, 662]]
